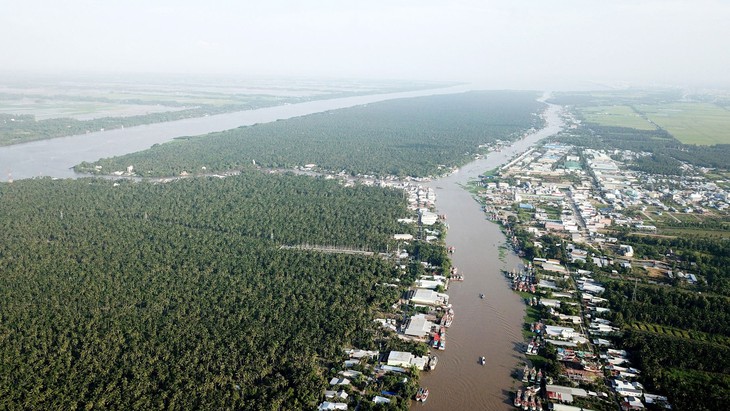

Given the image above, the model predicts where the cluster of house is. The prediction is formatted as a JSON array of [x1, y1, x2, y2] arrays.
[[401, 184, 436, 211], [509, 259, 672, 411], [398, 280, 453, 353], [485, 142, 718, 288], [317, 349, 379, 410], [316, 345, 441, 409], [583, 147, 729, 215], [608, 150, 730, 213], [319, 181, 455, 410]]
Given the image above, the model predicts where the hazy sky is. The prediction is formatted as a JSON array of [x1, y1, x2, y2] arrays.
[[2, 0, 729, 89]]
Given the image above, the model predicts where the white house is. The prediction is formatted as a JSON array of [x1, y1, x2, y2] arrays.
[[419, 209, 438, 225], [403, 314, 436, 338], [387, 351, 414, 368], [329, 377, 351, 386], [386, 351, 428, 370], [318, 402, 348, 410], [372, 396, 391, 404], [410, 289, 449, 306]]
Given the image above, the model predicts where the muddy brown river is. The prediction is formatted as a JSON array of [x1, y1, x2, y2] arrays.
[[418, 102, 564, 410]]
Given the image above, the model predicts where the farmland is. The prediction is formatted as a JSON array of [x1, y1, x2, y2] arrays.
[[554, 89, 730, 146], [636, 102, 730, 145], [0, 74, 448, 145], [0, 99, 186, 121], [579, 105, 656, 130]]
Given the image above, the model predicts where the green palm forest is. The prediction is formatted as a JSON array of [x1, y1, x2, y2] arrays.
[[76, 91, 544, 178], [0, 175, 408, 409]]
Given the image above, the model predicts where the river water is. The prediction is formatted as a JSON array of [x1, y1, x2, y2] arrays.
[[0, 84, 473, 182], [418, 102, 564, 410]]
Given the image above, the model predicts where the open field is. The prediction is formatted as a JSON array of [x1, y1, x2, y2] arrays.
[[1, 75, 452, 145], [0, 99, 187, 120], [554, 89, 730, 146], [636, 103, 730, 145], [579, 105, 656, 130], [635, 207, 730, 238], [0, 75, 446, 121]]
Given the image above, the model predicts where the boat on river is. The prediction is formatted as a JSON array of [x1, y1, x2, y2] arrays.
[[427, 355, 439, 370], [432, 333, 440, 348], [416, 387, 429, 402], [441, 307, 454, 327], [479, 356, 486, 365]]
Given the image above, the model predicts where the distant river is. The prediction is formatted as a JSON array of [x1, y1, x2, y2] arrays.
[[418, 102, 564, 410], [0, 85, 473, 182]]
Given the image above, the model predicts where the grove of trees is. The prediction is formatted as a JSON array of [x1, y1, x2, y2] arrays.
[[0, 174, 411, 409], [75, 91, 545, 178]]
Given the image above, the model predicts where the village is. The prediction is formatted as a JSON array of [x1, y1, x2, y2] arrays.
[[303, 108, 728, 410], [471, 125, 730, 410], [317, 182, 457, 410]]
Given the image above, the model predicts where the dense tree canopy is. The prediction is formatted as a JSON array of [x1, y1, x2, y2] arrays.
[[0, 175, 410, 409], [621, 330, 730, 411], [603, 281, 730, 336], [75, 91, 544, 178]]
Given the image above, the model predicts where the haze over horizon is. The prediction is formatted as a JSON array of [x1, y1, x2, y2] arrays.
[[2, 0, 730, 90]]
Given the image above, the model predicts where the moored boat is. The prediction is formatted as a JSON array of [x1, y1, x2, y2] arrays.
[[427, 355, 439, 370], [442, 307, 454, 327], [416, 387, 429, 402], [432, 333, 440, 348], [522, 393, 530, 410]]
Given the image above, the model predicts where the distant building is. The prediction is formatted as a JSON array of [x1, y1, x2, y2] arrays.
[[545, 385, 588, 404]]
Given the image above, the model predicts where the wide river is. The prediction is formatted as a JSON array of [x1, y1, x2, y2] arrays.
[[0, 84, 474, 182], [418, 102, 564, 410]]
